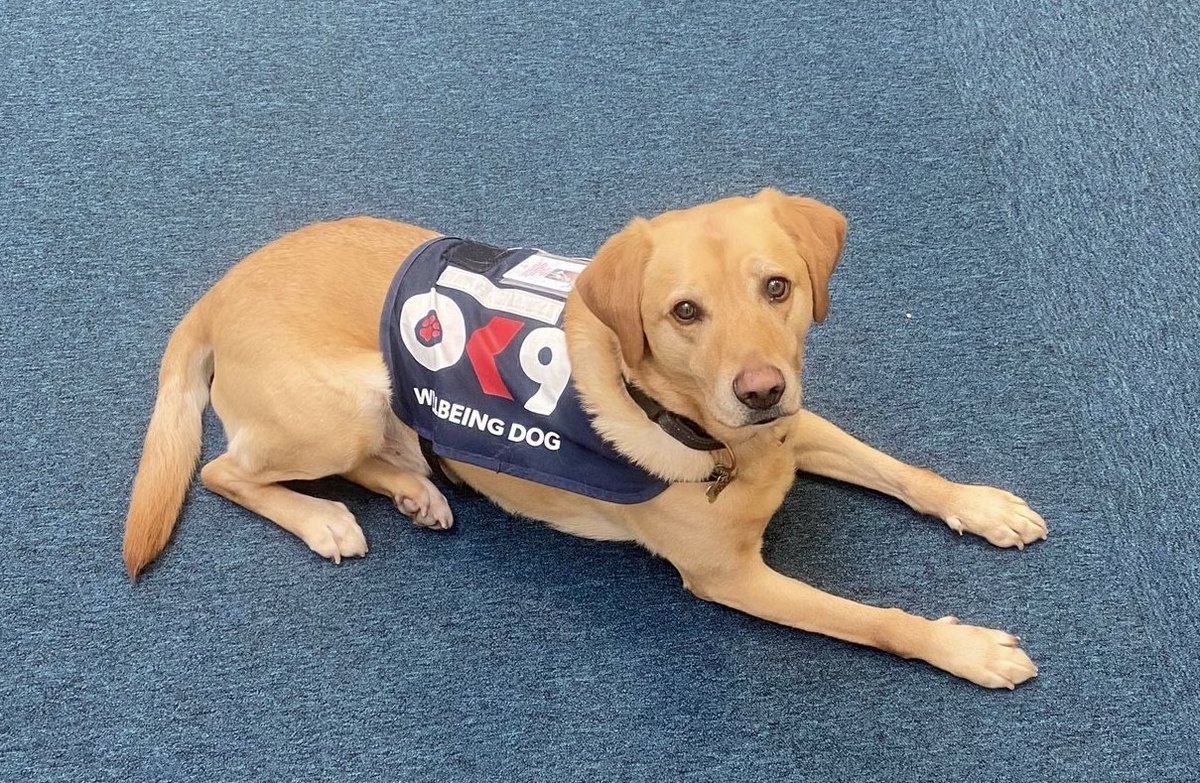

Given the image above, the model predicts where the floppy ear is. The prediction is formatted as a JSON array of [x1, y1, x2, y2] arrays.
[[761, 188, 847, 323], [575, 218, 653, 366]]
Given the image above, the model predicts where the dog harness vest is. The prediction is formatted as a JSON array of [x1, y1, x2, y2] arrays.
[[380, 236, 671, 504]]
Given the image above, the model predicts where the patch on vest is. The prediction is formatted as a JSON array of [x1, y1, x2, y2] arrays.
[[416, 311, 442, 346], [379, 237, 670, 504]]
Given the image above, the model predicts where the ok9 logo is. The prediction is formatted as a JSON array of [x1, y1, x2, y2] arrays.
[[398, 290, 571, 416]]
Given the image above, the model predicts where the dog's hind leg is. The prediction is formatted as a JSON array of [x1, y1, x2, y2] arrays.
[[342, 457, 453, 531], [201, 453, 369, 563], [202, 349, 393, 562]]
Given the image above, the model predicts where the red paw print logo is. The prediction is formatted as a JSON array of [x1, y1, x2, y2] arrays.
[[416, 310, 443, 346]]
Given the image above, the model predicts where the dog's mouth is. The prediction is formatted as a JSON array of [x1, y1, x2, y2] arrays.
[[711, 386, 801, 431], [720, 406, 794, 430], [747, 409, 784, 426]]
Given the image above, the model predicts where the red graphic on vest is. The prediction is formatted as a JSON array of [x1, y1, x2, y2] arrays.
[[466, 315, 524, 400], [416, 311, 442, 346]]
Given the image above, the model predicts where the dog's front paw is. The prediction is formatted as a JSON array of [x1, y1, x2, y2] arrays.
[[395, 476, 454, 531], [922, 616, 1038, 689], [939, 484, 1047, 549]]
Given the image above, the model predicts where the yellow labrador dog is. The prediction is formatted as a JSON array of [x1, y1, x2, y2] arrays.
[[123, 189, 1046, 688]]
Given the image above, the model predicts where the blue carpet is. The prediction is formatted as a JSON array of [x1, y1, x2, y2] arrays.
[[3, 1, 1197, 780]]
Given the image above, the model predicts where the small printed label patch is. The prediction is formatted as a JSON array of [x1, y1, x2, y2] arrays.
[[500, 252, 589, 298]]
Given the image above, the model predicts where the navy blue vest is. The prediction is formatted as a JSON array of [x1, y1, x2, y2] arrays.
[[379, 237, 670, 504]]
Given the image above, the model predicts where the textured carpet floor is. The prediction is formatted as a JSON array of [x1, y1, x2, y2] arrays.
[[2, 1, 1197, 781]]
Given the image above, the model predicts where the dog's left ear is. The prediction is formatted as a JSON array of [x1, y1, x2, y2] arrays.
[[760, 188, 847, 323], [575, 218, 653, 366]]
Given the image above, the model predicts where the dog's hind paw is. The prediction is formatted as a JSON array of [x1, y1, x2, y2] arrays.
[[302, 501, 369, 564], [396, 476, 454, 531]]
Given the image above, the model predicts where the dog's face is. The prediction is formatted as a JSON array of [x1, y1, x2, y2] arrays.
[[576, 189, 846, 436]]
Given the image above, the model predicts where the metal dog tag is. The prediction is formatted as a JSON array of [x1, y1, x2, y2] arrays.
[[706, 463, 736, 503]]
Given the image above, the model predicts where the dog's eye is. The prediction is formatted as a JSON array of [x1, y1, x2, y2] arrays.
[[672, 300, 700, 323], [765, 276, 791, 302]]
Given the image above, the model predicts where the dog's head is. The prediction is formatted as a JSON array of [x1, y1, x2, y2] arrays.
[[576, 189, 846, 437]]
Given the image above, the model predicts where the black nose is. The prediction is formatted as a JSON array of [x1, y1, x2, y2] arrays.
[[733, 366, 786, 410]]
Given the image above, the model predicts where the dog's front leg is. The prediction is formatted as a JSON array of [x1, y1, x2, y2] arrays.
[[687, 557, 1038, 689], [789, 410, 1047, 548]]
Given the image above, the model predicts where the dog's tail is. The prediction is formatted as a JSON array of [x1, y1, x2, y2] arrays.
[[122, 299, 213, 582]]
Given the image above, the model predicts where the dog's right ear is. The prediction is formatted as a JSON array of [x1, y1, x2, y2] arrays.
[[576, 219, 653, 367]]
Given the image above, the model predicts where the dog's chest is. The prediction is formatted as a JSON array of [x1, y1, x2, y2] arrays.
[[719, 445, 797, 519]]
